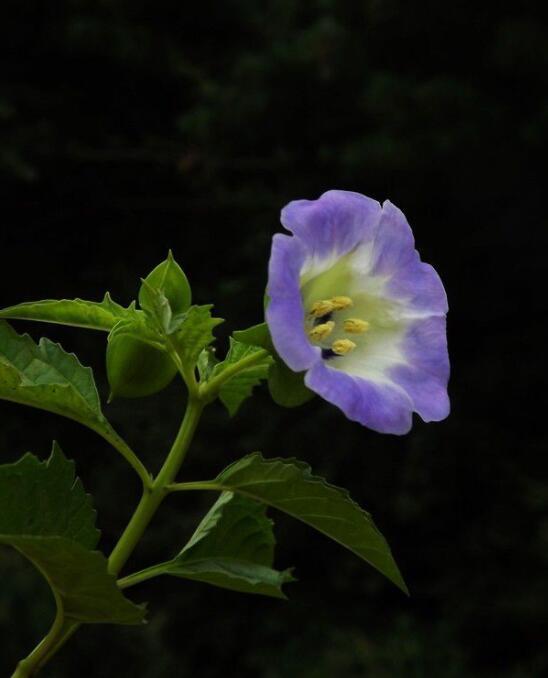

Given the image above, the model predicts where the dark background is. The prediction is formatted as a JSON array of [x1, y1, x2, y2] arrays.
[[1, 1, 546, 676]]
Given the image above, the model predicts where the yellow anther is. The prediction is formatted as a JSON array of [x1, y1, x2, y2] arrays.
[[330, 296, 353, 311], [343, 318, 370, 334], [308, 321, 335, 342], [332, 339, 357, 355], [310, 300, 335, 318]]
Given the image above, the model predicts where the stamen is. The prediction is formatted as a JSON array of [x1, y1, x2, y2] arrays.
[[308, 321, 335, 342], [310, 300, 335, 318], [331, 339, 357, 355], [330, 296, 353, 311], [343, 318, 370, 334]]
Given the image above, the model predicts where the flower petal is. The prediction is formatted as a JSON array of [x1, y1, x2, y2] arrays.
[[373, 201, 448, 316], [371, 200, 417, 275], [389, 316, 450, 422], [304, 361, 414, 435], [266, 234, 320, 371], [281, 190, 382, 275], [267, 191, 450, 434]]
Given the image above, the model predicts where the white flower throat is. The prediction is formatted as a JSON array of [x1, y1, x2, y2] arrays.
[[299, 246, 407, 379]]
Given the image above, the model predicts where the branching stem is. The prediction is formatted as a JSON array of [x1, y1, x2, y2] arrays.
[[12, 346, 267, 676], [97, 425, 152, 490], [11, 589, 65, 677]]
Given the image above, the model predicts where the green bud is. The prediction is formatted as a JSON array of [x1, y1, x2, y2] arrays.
[[268, 361, 314, 408], [139, 250, 191, 316], [107, 333, 178, 400]]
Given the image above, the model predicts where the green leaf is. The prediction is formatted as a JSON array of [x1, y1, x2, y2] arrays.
[[6, 537, 145, 623], [268, 361, 314, 408], [0, 320, 124, 448], [0, 321, 148, 485], [211, 338, 273, 416], [0, 446, 144, 624], [130, 492, 293, 598], [234, 323, 314, 408], [197, 347, 219, 381], [200, 453, 407, 593], [0, 442, 98, 549], [233, 322, 273, 352], [0, 293, 138, 332], [171, 305, 224, 368], [138, 283, 179, 336], [139, 251, 191, 316]]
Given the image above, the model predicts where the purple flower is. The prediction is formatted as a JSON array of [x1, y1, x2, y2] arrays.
[[266, 190, 449, 434]]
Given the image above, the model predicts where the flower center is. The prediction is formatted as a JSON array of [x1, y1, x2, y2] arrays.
[[306, 296, 370, 359]]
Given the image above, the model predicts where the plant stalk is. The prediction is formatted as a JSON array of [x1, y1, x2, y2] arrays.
[[13, 346, 261, 676], [13, 397, 204, 676], [11, 590, 65, 677]]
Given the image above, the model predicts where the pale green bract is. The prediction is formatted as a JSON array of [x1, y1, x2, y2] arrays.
[[0, 445, 144, 625]]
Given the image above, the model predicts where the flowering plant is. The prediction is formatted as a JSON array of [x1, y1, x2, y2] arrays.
[[0, 190, 448, 676]]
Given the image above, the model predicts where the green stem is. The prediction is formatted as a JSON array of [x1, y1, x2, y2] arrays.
[[15, 397, 204, 676], [168, 481, 221, 493], [33, 622, 78, 673], [97, 425, 152, 490], [165, 338, 199, 397], [11, 591, 65, 678], [108, 396, 204, 576], [14, 346, 264, 675], [117, 562, 171, 590]]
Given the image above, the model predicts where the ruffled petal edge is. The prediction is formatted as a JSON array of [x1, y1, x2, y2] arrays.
[[266, 233, 320, 371]]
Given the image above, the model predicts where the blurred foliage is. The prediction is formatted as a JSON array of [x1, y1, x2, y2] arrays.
[[0, 0, 546, 676]]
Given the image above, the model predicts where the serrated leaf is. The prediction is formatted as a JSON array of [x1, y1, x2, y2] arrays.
[[5, 537, 145, 624], [139, 251, 191, 316], [0, 442, 99, 549], [129, 492, 293, 598], [268, 360, 314, 408], [0, 447, 144, 624], [197, 347, 219, 381], [0, 320, 117, 439], [212, 338, 273, 416], [0, 293, 139, 332], [234, 323, 313, 408], [199, 453, 407, 593], [171, 305, 224, 368]]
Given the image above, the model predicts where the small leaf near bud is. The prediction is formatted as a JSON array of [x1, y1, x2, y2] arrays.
[[139, 251, 191, 316]]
